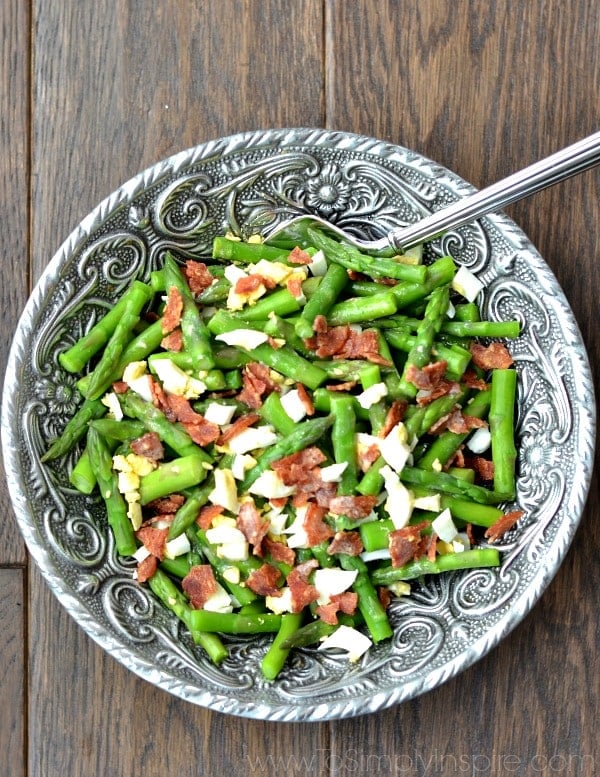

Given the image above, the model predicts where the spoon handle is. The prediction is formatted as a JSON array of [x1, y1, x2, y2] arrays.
[[389, 130, 600, 251]]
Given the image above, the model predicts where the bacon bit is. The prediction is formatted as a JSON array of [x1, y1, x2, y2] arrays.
[[130, 432, 165, 462], [406, 361, 448, 390], [136, 554, 158, 583], [470, 342, 514, 370], [313, 314, 329, 334], [184, 260, 214, 295], [162, 286, 184, 334], [470, 456, 495, 481], [447, 446, 466, 470], [327, 530, 363, 557], [218, 412, 261, 445], [325, 380, 358, 392], [182, 565, 218, 609], [166, 394, 220, 446], [238, 362, 279, 409], [466, 522, 475, 546], [149, 376, 172, 417], [296, 383, 314, 416], [160, 329, 183, 352], [427, 533, 438, 562], [303, 502, 334, 546], [287, 560, 319, 612], [234, 274, 264, 294], [286, 276, 304, 298], [236, 499, 269, 555], [261, 536, 296, 566], [136, 526, 169, 560], [389, 523, 427, 568], [196, 504, 225, 530], [112, 380, 129, 394], [269, 497, 288, 509], [463, 370, 489, 391], [305, 324, 391, 365], [272, 447, 327, 485], [430, 410, 488, 435], [347, 269, 366, 281], [484, 510, 524, 542], [267, 336, 283, 349], [288, 246, 312, 265], [246, 564, 282, 597], [316, 591, 358, 625], [379, 399, 408, 438], [357, 443, 380, 472], [146, 493, 185, 514], [378, 586, 392, 609], [328, 495, 377, 519]]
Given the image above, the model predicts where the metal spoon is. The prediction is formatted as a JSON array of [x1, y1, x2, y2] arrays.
[[263, 130, 600, 254]]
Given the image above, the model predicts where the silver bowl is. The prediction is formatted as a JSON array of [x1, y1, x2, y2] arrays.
[[1, 128, 595, 721]]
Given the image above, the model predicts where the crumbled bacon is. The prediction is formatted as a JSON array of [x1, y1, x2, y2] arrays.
[[313, 314, 328, 334], [325, 381, 357, 392], [470, 455, 495, 481], [130, 431, 164, 462], [286, 276, 304, 298], [316, 592, 358, 625], [389, 523, 427, 568], [272, 447, 327, 485], [149, 376, 172, 417], [261, 536, 296, 566], [303, 502, 334, 546], [484, 510, 524, 542], [466, 522, 476, 546], [462, 370, 489, 391], [235, 274, 264, 294], [246, 564, 282, 597], [238, 362, 279, 409], [182, 565, 218, 609], [377, 586, 392, 609], [161, 329, 183, 352], [357, 442, 381, 472], [136, 526, 169, 560], [470, 342, 514, 370], [146, 493, 185, 514], [184, 260, 214, 295], [288, 246, 312, 265], [328, 495, 377, 519], [196, 504, 225, 530], [296, 383, 314, 415], [162, 286, 184, 334], [427, 533, 438, 562], [236, 499, 269, 555], [287, 560, 319, 612], [430, 410, 488, 435], [406, 361, 448, 390], [112, 380, 129, 394], [327, 530, 363, 557], [136, 554, 158, 583], [166, 394, 220, 446], [307, 324, 388, 362], [416, 380, 460, 406], [379, 399, 408, 438], [218, 412, 260, 445]]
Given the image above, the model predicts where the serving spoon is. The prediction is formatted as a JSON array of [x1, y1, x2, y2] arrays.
[[263, 130, 600, 254]]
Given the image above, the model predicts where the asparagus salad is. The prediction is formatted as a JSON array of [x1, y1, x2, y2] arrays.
[[44, 227, 523, 679]]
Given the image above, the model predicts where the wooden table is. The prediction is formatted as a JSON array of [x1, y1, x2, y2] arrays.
[[2, 2, 598, 775]]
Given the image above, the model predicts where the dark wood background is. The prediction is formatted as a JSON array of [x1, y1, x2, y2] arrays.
[[2, 2, 598, 775]]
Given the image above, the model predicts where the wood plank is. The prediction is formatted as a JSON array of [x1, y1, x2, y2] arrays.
[[326, 0, 600, 771], [0, 569, 26, 777], [29, 2, 328, 775], [0, 0, 29, 563]]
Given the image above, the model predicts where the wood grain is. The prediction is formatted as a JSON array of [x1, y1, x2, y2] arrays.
[[0, 0, 29, 563], [0, 569, 26, 777], [1, 0, 598, 774]]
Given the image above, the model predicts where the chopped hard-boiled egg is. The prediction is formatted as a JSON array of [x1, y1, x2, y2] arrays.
[[203, 401, 237, 426], [231, 453, 257, 480], [202, 581, 234, 613], [452, 265, 484, 302], [227, 425, 279, 454], [318, 625, 372, 663], [313, 568, 358, 604], [248, 260, 293, 285], [381, 464, 414, 529], [248, 470, 296, 500], [413, 493, 442, 512], [431, 507, 458, 543], [122, 360, 154, 402], [356, 382, 388, 409], [307, 249, 327, 277], [280, 388, 308, 422], [205, 522, 249, 562], [164, 533, 191, 559], [207, 468, 239, 514], [101, 391, 123, 421], [215, 329, 270, 350], [282, 504, 309, 548], [266, 586, 294, 614], [379, 423, 412, 473], [319, 462, 348, 483], [466, 426, 491, 454]]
